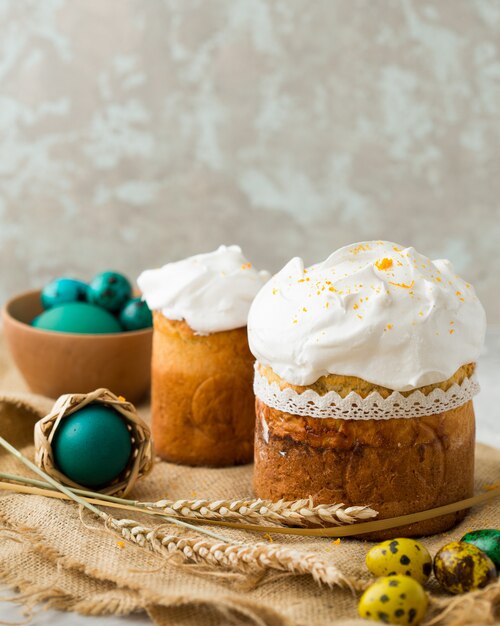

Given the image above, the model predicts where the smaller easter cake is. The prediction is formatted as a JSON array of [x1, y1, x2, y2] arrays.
[[33, 272, 152, 334], [248, 241, 486, 539], [138, 245, 269, 467]]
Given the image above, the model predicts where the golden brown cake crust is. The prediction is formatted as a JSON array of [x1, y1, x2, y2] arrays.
[[152, 313, 255, 466], [258, 362, 475, 398], [253, 365, 476, 539]]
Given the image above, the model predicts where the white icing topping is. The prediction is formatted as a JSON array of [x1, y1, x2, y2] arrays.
[[138, 245, 270, 334], [247, 241, 486, 390]]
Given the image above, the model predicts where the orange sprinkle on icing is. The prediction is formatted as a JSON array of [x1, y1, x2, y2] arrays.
[[449, 329, 454, 334], [116, 541, 125, 549], [386, 324, 393, 330], [351, 243, 371, 254], [375, 257, 393, 271], [353, 303, 359, 310], [332, 538, 341, 545], [241, 263, 252, 270], [389, 280, 415, 289], [456, 291, 462, 296], [118, 396, 126, 402]]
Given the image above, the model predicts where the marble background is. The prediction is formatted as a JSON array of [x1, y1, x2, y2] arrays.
[[0, 0, 499, 321]]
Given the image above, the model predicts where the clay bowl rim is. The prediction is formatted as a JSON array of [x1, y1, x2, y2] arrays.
[[2, 288, 153, 340]]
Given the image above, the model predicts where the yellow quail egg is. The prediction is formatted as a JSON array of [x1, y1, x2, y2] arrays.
[[366, 538, 433, 585], [358, 575, 428, 625], [433, 541, 497, 594]]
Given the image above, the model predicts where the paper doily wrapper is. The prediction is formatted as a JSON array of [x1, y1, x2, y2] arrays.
[[254, 364, 480, 420]]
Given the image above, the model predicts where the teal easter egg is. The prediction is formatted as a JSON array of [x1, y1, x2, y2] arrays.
[[41, 278, 89, 309], [119, 298, 153, 331], [88, 271, 132, 312], [52, 404, 132, 487], [32, 302, 122, 334], [461, 530, 500, 570]]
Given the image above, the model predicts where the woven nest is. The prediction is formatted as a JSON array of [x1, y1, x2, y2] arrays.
[[34, 388, 154, 496]]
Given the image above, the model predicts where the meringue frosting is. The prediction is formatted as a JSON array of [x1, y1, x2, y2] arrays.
[[247, 241, 486, 391], [138, 245, 270, 335]]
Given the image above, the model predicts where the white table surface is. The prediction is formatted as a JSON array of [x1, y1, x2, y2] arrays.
[[1, 330, 499, 625]]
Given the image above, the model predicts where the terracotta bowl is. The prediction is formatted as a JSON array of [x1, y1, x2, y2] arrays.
[[2, 289, 152, 403]]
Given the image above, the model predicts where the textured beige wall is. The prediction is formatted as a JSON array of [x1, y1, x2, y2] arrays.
[[0, 0, 499, 321]]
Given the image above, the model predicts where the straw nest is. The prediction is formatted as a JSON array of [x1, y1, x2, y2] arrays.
[[34, 388, 154, 496]]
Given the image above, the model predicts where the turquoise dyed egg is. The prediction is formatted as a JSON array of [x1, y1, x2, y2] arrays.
[[358, 575, 428, 625], [52, 404, 132, 487], [366, 538, 433, 585], [461, 529, 500, 570], [32, 302, 122, 334], [88, 271, 132, 312], [41, 278, 89, 309], [119, 298, 153, 331]]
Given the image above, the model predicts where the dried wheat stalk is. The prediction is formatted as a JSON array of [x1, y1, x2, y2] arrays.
[[142, 496, 377, 527], [111, 518, 358, 590], [0, 472, 377, 528]]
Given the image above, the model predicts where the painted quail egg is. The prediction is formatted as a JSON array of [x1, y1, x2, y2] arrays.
[[41, 278, 88, 309], [461, 529, 500, 571], [358, 575, 428, 625], [366, 538, 433, 585], [119, 297, 153, 331], [88, 271, 132, 312], [433, 541, 497, 594]]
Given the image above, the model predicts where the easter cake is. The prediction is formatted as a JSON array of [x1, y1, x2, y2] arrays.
[[248, 241, 486, 538], [138, 245, 269, 467]]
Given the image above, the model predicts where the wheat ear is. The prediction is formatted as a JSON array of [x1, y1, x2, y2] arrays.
[[142, 497, 377, 527], [111, 518, 356, 590], [0, 471, 377, 527]]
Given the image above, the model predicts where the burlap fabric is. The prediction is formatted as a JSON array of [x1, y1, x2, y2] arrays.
[[0, 335, 499, 626]]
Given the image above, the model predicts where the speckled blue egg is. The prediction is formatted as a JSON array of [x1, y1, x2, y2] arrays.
[[88, 271, 132, 312], [32, 302, 122, 334], [41, 278, 89, 309], [119, 298, 153, 331], [52, 404, 132, 487]]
